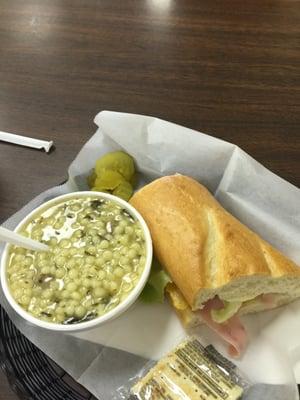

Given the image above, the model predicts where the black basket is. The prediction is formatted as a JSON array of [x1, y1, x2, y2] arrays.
[[0, 306, 97, 400]]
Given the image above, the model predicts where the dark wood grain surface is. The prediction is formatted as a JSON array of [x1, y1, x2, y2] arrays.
[[0, 0, 299, 398]]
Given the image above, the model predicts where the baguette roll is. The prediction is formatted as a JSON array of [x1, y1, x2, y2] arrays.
[[130, 175, 300, 311]]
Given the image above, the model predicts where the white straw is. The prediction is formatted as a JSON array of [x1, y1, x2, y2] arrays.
[[0, 131, 53, 152], [0, 226, 49, 252]]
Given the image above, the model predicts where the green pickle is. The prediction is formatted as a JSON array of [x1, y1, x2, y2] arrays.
[[95, 170, 126, 190], [87, 169, 97, 188], [91, 187, 109, 193], [89, 151, 136, 201], [95, 151, 135, 181], [211, 301, 242, 323], [113, 181, 133, 201]]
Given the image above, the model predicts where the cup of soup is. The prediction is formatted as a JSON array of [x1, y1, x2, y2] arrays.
[[1, 191, 152, 331]]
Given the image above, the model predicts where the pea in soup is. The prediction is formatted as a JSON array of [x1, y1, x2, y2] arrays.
[[7, 196, 146, 324]]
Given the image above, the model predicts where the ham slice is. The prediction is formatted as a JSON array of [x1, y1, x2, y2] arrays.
[[260, 293, 276, 308], [199, 297, 248, 357]]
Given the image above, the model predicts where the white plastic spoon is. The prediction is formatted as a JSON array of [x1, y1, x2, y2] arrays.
[[0, 226, 49, 251]]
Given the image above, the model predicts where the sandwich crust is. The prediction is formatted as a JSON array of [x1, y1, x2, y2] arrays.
[[130, 175, 300, 309]]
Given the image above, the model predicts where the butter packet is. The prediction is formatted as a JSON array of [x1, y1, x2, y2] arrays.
[[128, 338, 249, 400]]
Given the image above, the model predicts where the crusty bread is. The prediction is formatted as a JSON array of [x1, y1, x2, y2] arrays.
[[130, 175, 300, 310]]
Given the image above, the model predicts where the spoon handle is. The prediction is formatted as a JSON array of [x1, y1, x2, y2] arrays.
[[0, 226, 49, 252]]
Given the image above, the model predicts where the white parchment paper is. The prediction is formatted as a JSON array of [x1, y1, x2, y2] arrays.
[[1, 111, 299, 399]]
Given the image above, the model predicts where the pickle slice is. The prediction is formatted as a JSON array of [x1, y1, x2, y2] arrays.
[[91, 187, 109, 193], [87, 169, 97, 189], [95, 151, 135, 181], [94, 170, 126, 190], [113, 181, 133, 201], [211, 301, 242, 323]]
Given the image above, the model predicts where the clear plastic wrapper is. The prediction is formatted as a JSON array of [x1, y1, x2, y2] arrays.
[[126, 338, 249, 400], [114, 336, 297, 400]]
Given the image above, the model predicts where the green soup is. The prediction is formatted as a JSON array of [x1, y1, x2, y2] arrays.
[[7, 196, 146, 324]]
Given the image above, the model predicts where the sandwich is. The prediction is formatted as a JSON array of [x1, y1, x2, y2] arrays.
[[130, 174, 300, 356]]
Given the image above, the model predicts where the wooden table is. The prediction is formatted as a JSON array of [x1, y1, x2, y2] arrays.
[[0, 1, 299, 398]]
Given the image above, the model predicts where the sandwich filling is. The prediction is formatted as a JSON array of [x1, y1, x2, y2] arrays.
[[199, 294, 276, 357]]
